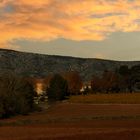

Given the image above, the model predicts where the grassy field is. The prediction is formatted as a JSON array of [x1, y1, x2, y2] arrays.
[[0, 102, 140, 140], [0, 93, 140, 140], [69, 93, 140, 104]]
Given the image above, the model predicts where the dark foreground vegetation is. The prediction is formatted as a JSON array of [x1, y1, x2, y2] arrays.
[[0, 73, 36, 118]]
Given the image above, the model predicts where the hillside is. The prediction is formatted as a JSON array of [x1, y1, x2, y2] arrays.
[[0, 49, 140, 81]]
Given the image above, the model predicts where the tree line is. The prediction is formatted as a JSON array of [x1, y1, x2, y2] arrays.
[[91, 65, 140, 93], [46, 65, 140, 102], [0, 64, 140, 118]]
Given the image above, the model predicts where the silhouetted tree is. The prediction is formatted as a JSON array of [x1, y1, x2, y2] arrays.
[[119, 65, 130, 76], [102, 71, 120, 93], [91, 71, 120, 93], [47, 74, 68, 102], [130, 65, 140, 92], [91, 76, 102, 93], [63, 71, 83, 95], [118, 65, 132, 92]]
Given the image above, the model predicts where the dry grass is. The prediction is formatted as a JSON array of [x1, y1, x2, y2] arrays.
[[0, 94, 140, 140], [69, 93, 140, 104], [1, 102, 140, 126], [0, 120, 140, 140]]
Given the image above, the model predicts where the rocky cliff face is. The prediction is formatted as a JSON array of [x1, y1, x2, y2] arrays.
[[0, 49, 140, 81]]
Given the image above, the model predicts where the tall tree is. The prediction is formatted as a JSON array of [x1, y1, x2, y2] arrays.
[[118, 65, 132, 92], [102, 71, 120, 93], [47, 74, 68, 102], [130, 65, 140, 92], [63, 71, 83, 95], [91, 76, 102, 93]]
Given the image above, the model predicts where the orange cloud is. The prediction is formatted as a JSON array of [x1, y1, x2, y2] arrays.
[[0, 0, 140, 48]]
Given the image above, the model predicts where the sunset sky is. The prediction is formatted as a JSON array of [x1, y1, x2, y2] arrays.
[[0, 0, 140, 60]]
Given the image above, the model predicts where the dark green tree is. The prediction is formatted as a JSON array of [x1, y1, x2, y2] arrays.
[[130, 65, 140, 91], [91, 76, 102, 93], [47, 74, 68, 102], [118, 65, 132, 92], [119, 65, 130, 76]]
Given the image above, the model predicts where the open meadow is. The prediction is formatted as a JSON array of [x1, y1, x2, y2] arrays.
[[69, 93, 140, 104], [0, 93, 140, 140]]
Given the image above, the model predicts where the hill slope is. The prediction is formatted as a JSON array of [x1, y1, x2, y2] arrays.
[[0, 49, 140, 81]]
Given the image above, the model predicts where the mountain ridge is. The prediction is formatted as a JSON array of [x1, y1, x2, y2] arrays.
[[0, 48, 140, 81], [1, 48, 140, 62]]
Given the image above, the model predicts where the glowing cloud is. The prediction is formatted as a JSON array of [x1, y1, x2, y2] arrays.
[[0, 0, 140, 48]]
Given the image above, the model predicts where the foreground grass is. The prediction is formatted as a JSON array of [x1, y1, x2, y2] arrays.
[[69, 93, 140, 104], [1, 101, 140, 127], [1, 120, 140, 140]]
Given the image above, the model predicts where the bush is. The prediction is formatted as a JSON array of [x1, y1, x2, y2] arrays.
[[0, 73, 36, 118]]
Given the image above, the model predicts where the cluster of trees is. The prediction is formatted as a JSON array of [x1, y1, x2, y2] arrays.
[[91, 65, 140, 93], [0, 71, 83, 118], [45, 65, 140, 102], [46, 72, 83, 102], [0, 73, 36, 118]]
